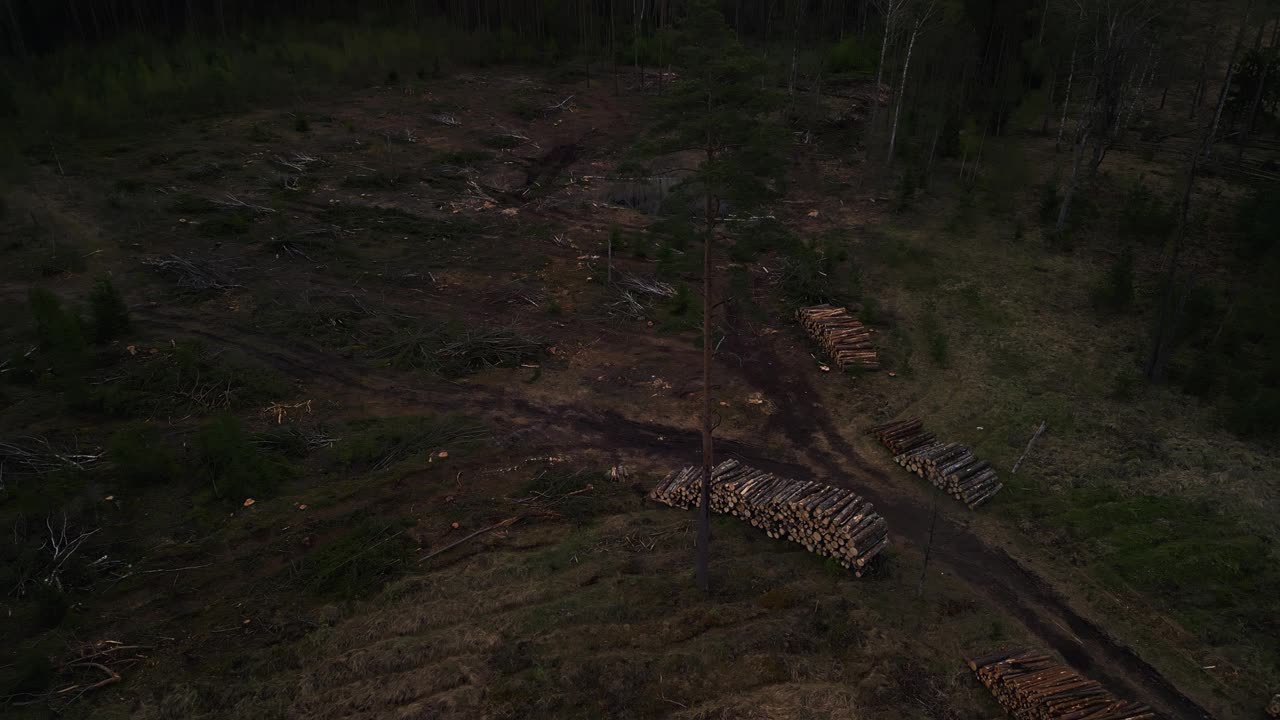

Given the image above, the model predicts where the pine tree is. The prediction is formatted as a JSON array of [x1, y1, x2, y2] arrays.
[[651, 0, 783, 592]]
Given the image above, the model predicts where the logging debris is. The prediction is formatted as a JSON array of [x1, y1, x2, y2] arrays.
[[649, 459, 889, 576], [797, 304, 880, 371], [866, 418, 1003, 509], [141, 254, 242, 291], [967, 648, 1162, 720]]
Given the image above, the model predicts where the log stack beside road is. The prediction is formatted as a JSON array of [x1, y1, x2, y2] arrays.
[[649, 459, 888, 576], [797, 304, 880, 371], [967, 648, 1161, 720], [866, 418, 1002, 509]]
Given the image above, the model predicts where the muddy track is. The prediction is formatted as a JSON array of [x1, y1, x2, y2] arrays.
[[139, 310, 1213, 720], [718, 309, 1213, 720]]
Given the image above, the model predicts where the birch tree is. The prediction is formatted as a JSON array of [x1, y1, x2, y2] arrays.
[[866, 0, 906, 160], [886, 0, 937, 164]]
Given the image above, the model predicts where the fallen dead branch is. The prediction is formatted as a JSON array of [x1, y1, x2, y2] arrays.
[[8, 640, 149, 708], [141, 255, 242, 291], [0, 437, 104, 481], [269, 152, 321, 173], [252, 425, 339, 453], [419, 516, 521, 563], [39, 513, 100, 591], [213, 193, 276, 214], [1011, 420, 1047, 474], [264, 399, 313, 425], [428, 112, 461, 126], [610, 290, 648, 319], [172, 370, 235, 411], [545, 95, 575, 114], [617, 273, 676, 297], [375, 327, 545, 378]]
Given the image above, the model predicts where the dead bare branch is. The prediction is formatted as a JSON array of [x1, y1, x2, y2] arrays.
[[213, 193, 276, 214], [141, 255, 242, 291], [428, 113, 461, 126], [0, 437, 104, 483], [545, 95, 575, 114], [419, 517, 521, 563]]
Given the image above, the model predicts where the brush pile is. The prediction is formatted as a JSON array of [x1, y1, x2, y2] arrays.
[[967, 648, 1161, 720], [866, 418, 1002, 509], [796, 305, 880, 371], [649, 459, 888, 575]]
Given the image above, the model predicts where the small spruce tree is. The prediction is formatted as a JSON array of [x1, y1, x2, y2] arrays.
[[89, 276, 131, 343]]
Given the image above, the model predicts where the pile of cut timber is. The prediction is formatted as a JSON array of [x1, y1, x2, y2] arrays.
[[796, 305, 880, 371], [649, 459, 888, 576], [866, 418, 1002, 509], [967, 648, 1161, 720]]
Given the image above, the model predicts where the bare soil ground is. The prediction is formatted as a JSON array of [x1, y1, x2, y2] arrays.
[[2, 67, 1274, 719]]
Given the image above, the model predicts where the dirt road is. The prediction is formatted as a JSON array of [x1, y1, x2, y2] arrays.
[[137, 307, 1213, 719]]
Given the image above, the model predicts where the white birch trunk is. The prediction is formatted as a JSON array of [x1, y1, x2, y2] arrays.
[[887, 16, 921, 164]]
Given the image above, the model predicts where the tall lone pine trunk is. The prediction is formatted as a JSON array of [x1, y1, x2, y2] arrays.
[[696, 113, 715, 593], [696, 188, 714, 594]]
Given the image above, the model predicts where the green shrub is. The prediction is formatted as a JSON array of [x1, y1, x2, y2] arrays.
[[518, 471, 630, 524], [1119, 177, 1176, 242], [481, 134, 521, 149], [27, 288, 89, 383], [921, 303, 949, 366], [3, 649, 54, 697], [895, 171, 918, 212], [89, 340, 288, 418], [728, 218, 798, 262], [778, 239, 857, 307], [1237, 186, 1280, 260], [329, 414, 487, 471], [194, 415, 292, 501], [1038, 179, 1061, 227], [665, 283, 693, 318], [33, 585, 69, 630], [1091, 246, 1135, 314], [89, 276, 131, 343], [381, 326, 545, 378], [438, 150, 492, 167], [825, 36, 878, 74], [1227, 388, 1280, 438], [507, 97, 542, 121], [299, 519, 415, 600], [40, 238, 88, 276], [631, 236, 650, 259], [109, 424, 179, 486]]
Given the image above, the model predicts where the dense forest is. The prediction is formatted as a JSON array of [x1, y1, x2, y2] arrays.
[[1, 1, 1278, 719], [5, 0, 1275, 437]]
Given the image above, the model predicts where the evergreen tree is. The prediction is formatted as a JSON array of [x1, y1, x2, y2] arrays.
[[89, 275, 131, 343], [651, 0, 783, 592]]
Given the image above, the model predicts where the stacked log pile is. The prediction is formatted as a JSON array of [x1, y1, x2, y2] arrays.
[[796, 305, 880, 371], [866, 418, 1002, 509], [649, 459, 888, 576], [967, 648, 1161, 720]]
